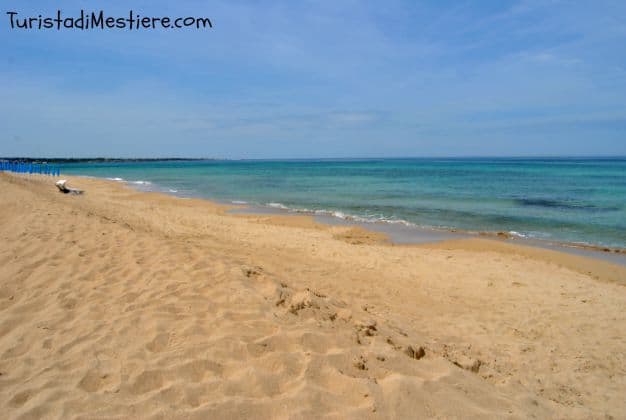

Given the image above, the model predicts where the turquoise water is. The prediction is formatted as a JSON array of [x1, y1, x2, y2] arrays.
[[60, 158, 626, 249]]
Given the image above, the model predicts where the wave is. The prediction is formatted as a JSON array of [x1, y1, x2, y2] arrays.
[[254, 202, 604, 248], [104, 177, 153, 187], [263, 202, 432, 229], [266, 202, 289, 209]]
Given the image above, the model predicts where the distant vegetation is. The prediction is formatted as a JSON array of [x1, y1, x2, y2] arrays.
[[0, 158, 213, 163]]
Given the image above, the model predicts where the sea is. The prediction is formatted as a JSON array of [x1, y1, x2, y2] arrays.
[[59, 158, 626, 251]]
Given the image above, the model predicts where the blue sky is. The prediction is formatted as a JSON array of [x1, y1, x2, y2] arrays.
[[2, 0, 626, 158]]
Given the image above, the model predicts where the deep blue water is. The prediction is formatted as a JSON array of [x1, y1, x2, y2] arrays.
[[59, 158, 626, 248]]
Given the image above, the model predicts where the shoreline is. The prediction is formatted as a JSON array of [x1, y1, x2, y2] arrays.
[[98, 173, 626, 284], [46, 173, 626, 281], [230, 202, 626, 267], [91, 173, 626, 266]]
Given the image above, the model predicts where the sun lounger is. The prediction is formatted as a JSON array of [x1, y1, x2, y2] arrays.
[[55, 179, 83, 194]]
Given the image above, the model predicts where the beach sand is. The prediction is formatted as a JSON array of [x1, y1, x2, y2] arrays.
[[1, 172, 625, 419]]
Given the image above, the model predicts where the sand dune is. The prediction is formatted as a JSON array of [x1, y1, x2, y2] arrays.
[[1, 173, 625, 419]]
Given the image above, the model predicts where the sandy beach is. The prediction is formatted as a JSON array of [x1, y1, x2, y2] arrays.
[[1, 172, 625, 419]]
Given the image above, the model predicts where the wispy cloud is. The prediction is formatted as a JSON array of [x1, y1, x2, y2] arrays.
[[1, 0, 626, 157]]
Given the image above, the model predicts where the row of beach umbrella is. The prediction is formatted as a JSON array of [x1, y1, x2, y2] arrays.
[[0, 161, 61, 177]]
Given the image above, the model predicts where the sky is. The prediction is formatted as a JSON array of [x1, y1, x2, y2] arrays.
[[1, 0, 626, 158]]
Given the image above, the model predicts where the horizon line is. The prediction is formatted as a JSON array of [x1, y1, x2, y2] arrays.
[[2, 155, 626, 162]]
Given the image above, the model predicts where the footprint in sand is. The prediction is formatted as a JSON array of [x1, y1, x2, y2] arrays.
[[9, 390, 33, 407], [78, 369, 114, 393], [129, 370, 164, 395], [146, 332, 170, 353]]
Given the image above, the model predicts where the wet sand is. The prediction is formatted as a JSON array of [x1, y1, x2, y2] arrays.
[[1, 173, 625, 419]]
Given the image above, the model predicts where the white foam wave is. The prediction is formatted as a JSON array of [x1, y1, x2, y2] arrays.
[[231, 200, 248, 204], [332, 211, 348, 219], [266, 202, 289, 209], [262, 203, 426, 230], [106, 177, 124, 182], [508, 230, 527, 238]]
